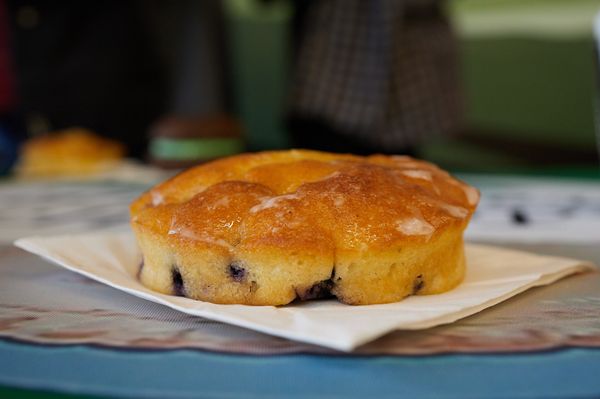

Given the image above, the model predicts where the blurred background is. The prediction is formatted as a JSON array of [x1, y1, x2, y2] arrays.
[[1, 0, 600, 176]]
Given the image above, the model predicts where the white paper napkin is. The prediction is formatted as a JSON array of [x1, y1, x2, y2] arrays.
[[14, 232, 595, 351]]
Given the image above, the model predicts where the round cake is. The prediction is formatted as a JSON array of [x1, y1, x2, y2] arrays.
[[17, 128, 124, 178], [130, 150, 479, 305]]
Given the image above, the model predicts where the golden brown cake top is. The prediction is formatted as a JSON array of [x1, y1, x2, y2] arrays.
[[131, 150, 479, 251]]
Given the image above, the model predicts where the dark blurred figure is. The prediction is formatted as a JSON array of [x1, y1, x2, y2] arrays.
[[3, 0, 167, 157], [0, 0, 20, 173], [288, 0, 463, 155]]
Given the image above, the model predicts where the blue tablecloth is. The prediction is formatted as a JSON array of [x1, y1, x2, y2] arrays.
[[2, 340, 600, 398]]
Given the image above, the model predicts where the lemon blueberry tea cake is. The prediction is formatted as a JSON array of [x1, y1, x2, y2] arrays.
[[130, 150, 479, 305]]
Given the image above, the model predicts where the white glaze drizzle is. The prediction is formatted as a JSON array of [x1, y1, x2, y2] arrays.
[[249, 193, 300, 213], [463, 185, 480, 206], [440, 203, 469, 218], [396, 217, 435, 238], [401, 170, 433, 181], [151, 190, 164, 206], [333, 195, 345, 207]]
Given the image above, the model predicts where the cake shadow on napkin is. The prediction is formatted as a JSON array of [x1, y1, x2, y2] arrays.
[[14, 232, 594, 351]]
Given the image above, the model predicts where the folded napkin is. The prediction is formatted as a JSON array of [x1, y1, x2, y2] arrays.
[[15, 232, 594, 351]]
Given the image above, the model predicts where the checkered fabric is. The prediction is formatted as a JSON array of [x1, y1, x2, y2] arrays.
[[289, 0, 463, 149]]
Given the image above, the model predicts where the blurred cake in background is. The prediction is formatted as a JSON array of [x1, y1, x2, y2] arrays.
[[148, 115, 244, 169], [16, 128, 125, 178]]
